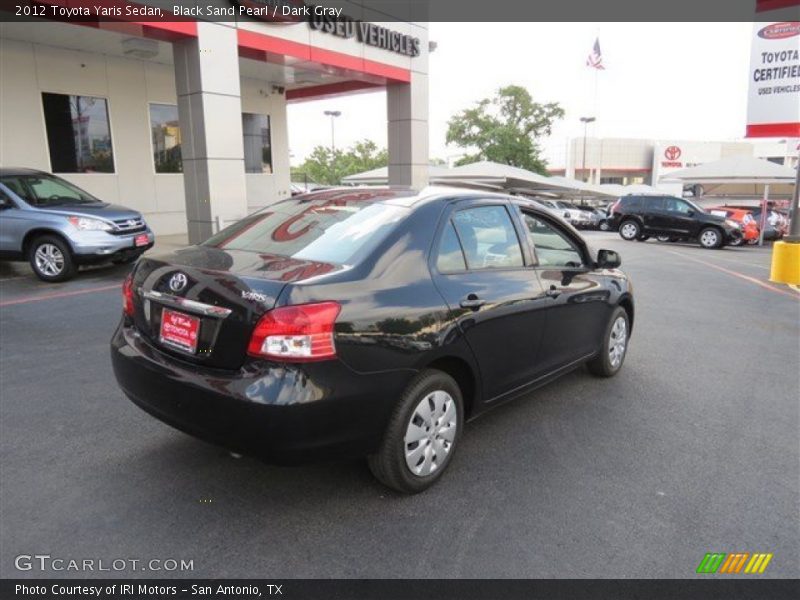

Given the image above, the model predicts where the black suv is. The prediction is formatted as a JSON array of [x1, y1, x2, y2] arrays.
[[608, 195, 741, 249]]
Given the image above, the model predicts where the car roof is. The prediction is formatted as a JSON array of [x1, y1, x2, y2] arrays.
[[0, 167, 48, 177], [283, 185, 520, 209]]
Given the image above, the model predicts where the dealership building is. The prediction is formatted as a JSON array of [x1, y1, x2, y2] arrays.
[[550, 137, 799, 193], [0, 4, 429, 242]]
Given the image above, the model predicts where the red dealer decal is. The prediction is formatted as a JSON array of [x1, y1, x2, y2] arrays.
[[757, 22, 800, 40]]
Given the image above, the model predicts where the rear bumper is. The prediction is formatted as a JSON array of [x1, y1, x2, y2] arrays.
[[110, 322, 412, 463]]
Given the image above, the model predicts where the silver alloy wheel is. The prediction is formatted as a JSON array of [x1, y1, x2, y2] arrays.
[[404, 390, 457, 477], [600, 221, 610, 231], [620, 222, 638, 240], [656, 235, 670, 242], [34, 243, 65, 277], [700, 229, 719, 248], [608, 315, 627, 369]]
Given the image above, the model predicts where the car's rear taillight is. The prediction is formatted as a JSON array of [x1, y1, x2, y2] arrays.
[[247, 302, 341, 362], [122, 273, 135, 317]]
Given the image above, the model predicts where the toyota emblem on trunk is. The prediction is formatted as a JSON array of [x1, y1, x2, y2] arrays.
[[169, 273, 188, 292]]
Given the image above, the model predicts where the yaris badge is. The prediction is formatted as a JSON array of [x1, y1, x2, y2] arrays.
[[169, 273, 188, 292]]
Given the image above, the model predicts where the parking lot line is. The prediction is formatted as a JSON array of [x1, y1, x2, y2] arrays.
[[665, 250, 800, 300], [0, 283, 121, 307]]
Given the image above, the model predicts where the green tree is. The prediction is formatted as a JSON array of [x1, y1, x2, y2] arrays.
[[446, 85, 564, 174], [293, 139, 388, 185]]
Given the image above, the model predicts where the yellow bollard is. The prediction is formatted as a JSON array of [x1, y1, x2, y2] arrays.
[[770, 241, 800, 285]]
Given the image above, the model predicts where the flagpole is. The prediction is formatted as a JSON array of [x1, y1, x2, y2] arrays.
[[593, 30, 600, 186]]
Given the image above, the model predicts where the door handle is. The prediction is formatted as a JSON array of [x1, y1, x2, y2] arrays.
[[459, 294, 486, 310], [545, 285, 561, 299]]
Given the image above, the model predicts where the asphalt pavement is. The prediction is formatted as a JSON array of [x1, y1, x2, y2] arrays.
[[0, 232, 798, 579]]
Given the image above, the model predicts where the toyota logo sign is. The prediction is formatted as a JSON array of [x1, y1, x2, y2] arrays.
[[169, 273, 188, 293], [664, 146, 682, 160]]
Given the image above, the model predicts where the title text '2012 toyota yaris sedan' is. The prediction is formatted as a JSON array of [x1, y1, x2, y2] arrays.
[[111, 187, 634, 493]]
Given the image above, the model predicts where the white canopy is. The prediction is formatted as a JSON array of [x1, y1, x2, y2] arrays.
[[342, 165, 451, 185], [659, 155, 797, 185]]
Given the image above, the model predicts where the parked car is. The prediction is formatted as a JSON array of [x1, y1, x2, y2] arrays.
[[111, 187, 634, 494], [743, 206, 784, 241], [538, 199, 595, 228], [707, 207, 759, 246], [0, 168, 154, 281], [608, 194, 741, 249]]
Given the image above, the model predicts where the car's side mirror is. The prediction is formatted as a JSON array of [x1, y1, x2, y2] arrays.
[[687, 209, 695, 216], [0, 196, 13, 210], [596, 249, 621, 269]]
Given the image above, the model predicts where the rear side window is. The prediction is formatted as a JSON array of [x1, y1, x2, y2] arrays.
[[203, 195, 407, 266], [436, 221, 467, 272], [451, 206, 524, 270], [621, 196, 642, 209]]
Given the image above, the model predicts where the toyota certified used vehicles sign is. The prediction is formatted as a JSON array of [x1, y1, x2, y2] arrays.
[[746, 21, 800, 137]]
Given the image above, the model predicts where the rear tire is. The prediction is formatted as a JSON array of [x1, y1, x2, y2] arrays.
[[368, 369, 463, 494], [619, 220, 641, 241], [587, 305, 630, 378], [698, 227, 723, 249], [28, 235, 76, 282]]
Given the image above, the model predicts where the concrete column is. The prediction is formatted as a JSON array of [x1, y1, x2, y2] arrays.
[[387, 64, 429, 188], [173, 22, 247, 243]]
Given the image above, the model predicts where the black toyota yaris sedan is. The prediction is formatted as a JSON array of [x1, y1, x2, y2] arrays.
[[111, 187, 634, 493]]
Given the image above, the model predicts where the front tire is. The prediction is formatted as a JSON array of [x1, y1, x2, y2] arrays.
[[368, 369, 463, 494], [699, 227, 723, 249], [587, 306, 630, 378], [619, 220, 641, 241], [28, 235, 76, 282]]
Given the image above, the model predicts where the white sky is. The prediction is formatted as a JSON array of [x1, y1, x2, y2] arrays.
[[287, 22, 753, 168]]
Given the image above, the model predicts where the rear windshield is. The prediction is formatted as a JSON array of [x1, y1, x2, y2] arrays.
[[203, 196, 408, 266]]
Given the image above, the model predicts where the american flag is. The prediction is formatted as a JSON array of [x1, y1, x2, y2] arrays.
[[586, 38, 605, 70]]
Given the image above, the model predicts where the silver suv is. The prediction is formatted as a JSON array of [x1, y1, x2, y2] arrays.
[[0, 168, 154, 282]]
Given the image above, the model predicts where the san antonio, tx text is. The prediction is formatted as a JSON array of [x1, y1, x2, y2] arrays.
[[16, 583, 279, 596]]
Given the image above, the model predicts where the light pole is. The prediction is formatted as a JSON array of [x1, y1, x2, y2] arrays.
[[323, 110, 341, 184], [323, 110, 341, 152], [579, 116, 596, 184]]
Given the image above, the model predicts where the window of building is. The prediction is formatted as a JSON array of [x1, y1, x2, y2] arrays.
[[242, 113, 272, 174], [149, 104, 182, 173], [41, 93, 114, 173], [451, 206, 523, 270]]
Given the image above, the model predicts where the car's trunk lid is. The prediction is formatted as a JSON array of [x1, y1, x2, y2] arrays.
[[130, 245, 341, 369]]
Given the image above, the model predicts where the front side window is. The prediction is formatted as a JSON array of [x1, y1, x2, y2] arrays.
[[242, 113, 272, 174], [451, 206, 524, 270], [663, 197, 693, 214], [523, 213, 584, 268], [204, 193, 407, 266], [0, 174, 99, 207], [41, 93, 114, 173], [150, 104, 182, 173]]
